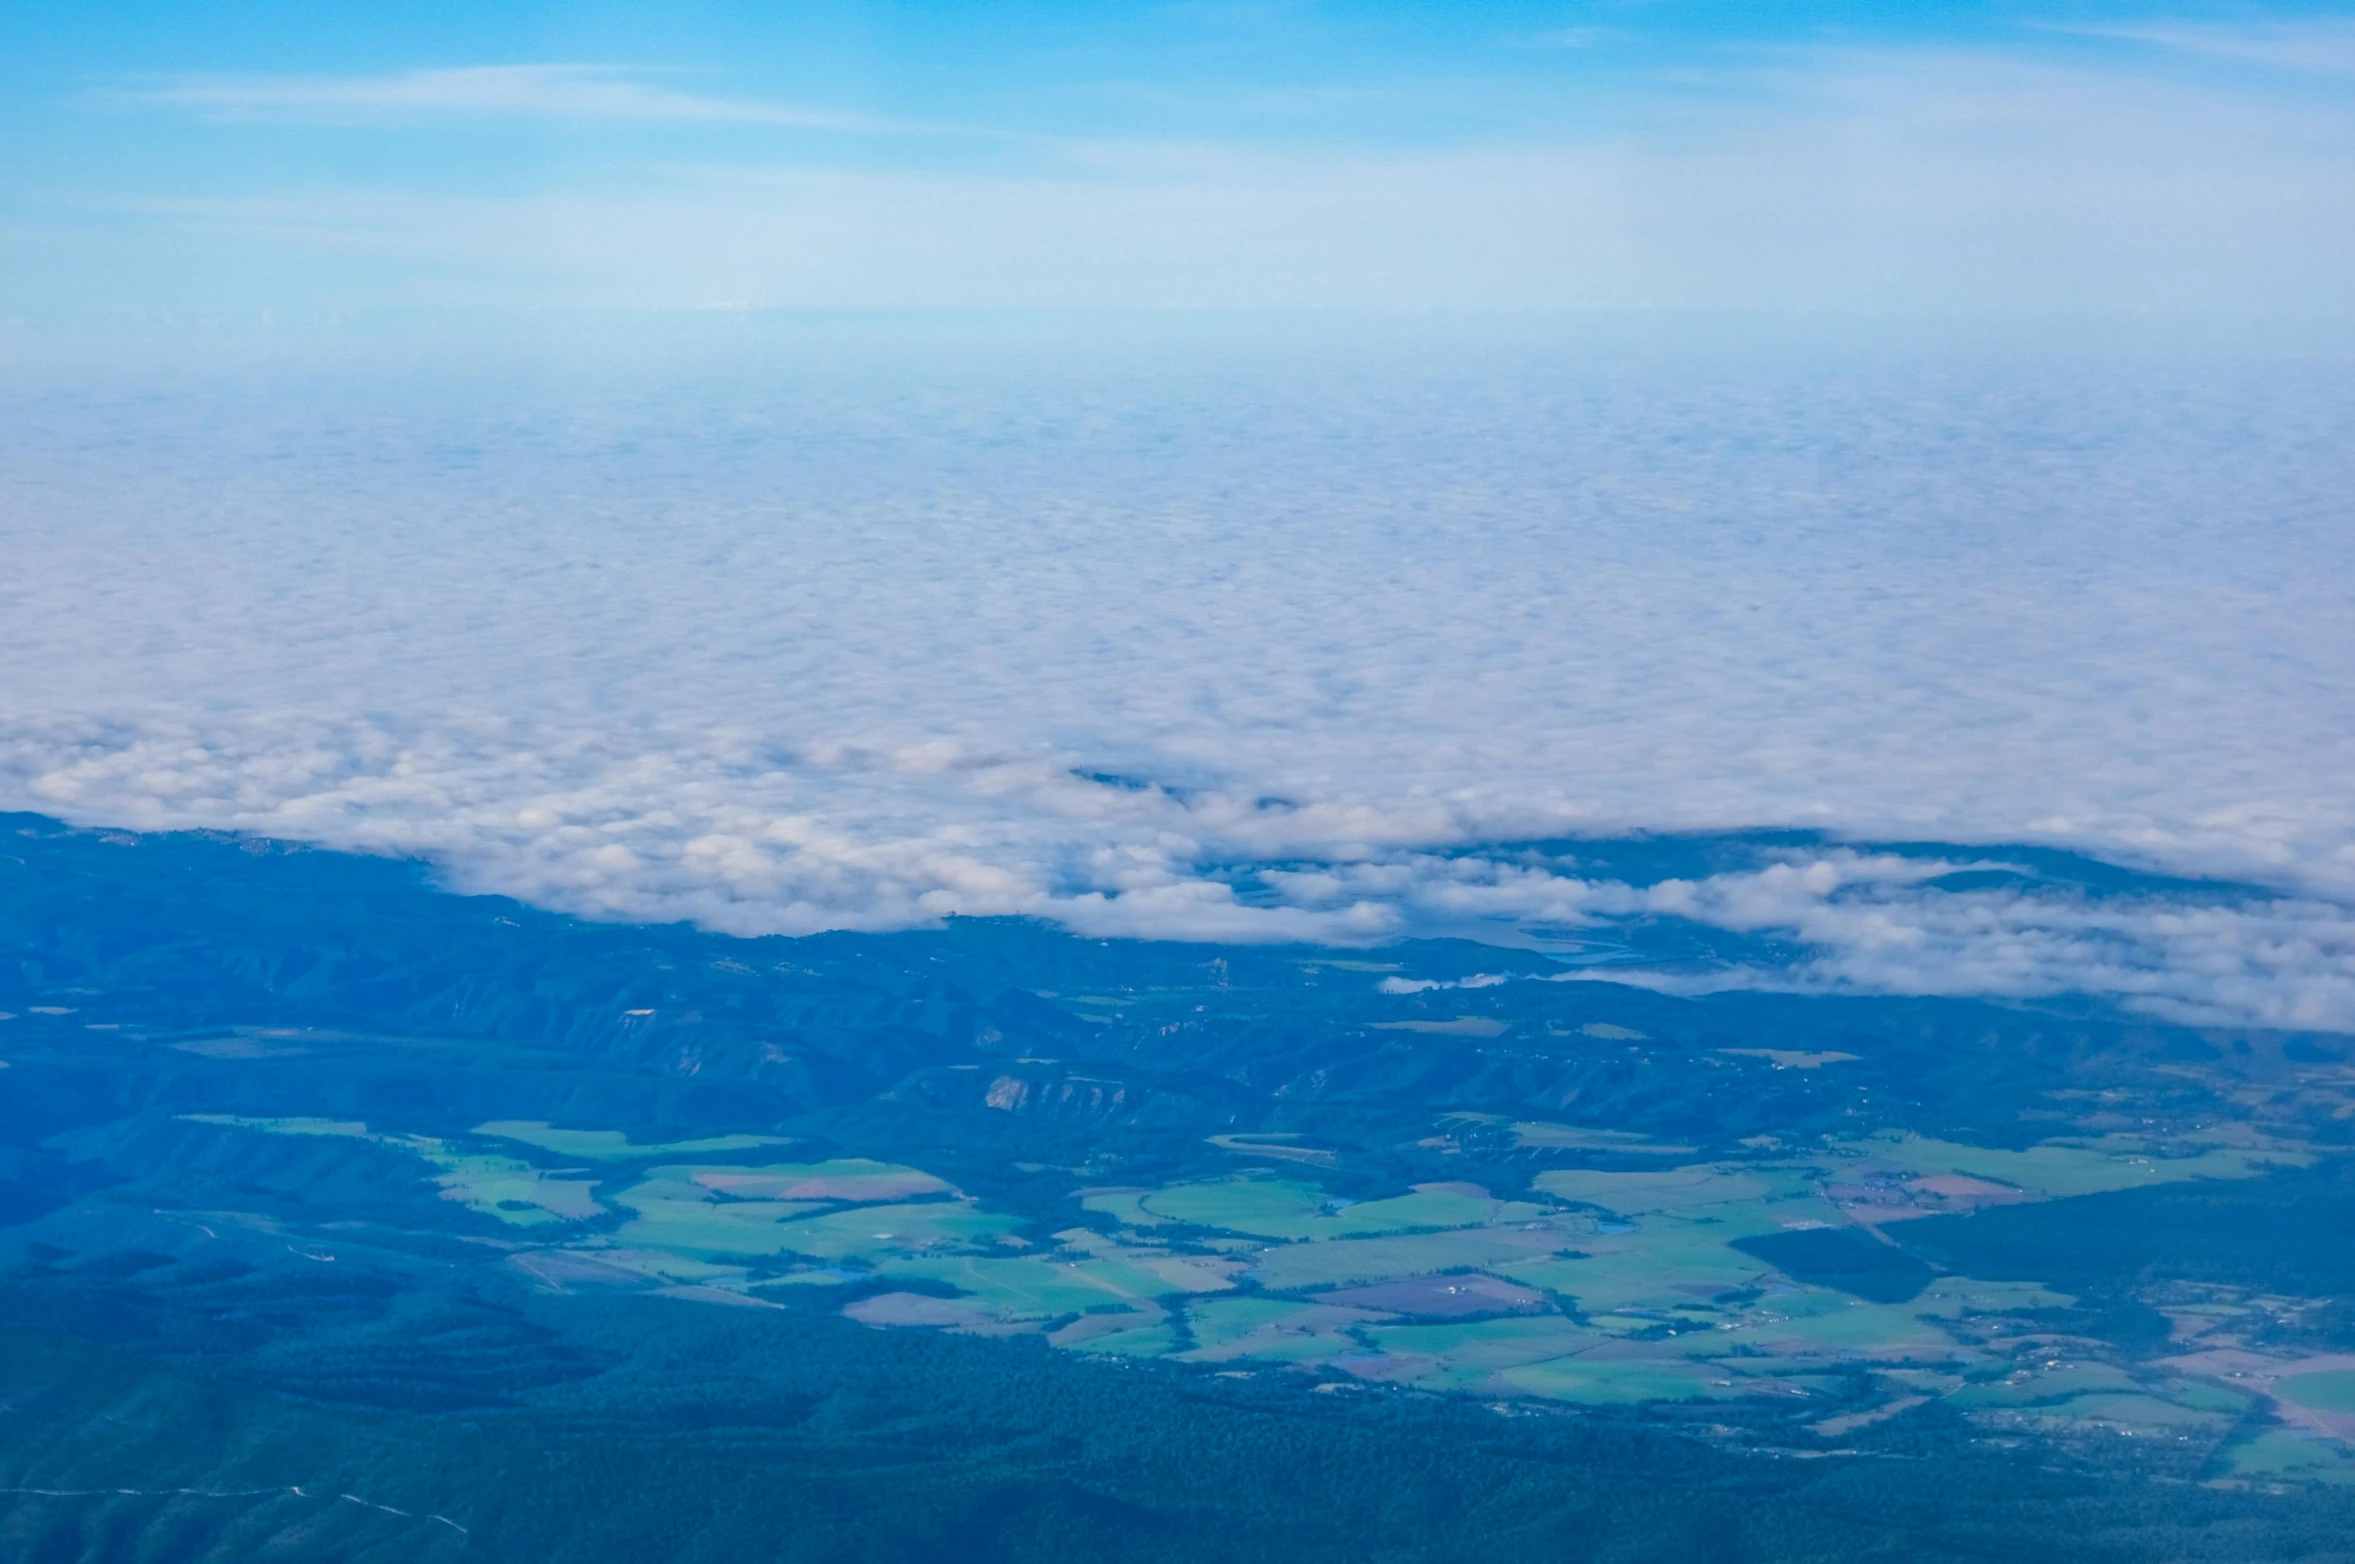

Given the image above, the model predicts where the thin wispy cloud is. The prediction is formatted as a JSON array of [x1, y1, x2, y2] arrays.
[[2060, 20, 2355, 76], [115, 64, 900, 133], [41, 42, 2353, 314], [1526, 27, 1624, 51]]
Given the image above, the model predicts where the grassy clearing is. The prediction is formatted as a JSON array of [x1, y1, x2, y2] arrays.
[[1078, 1189, 1173, 1226], [878, 1255, 1141, 1319], [1737, 1294, 1962, 1359], [1502, 1357, 1741, 1405], [1205, 1134, 1336, 1164], [2034, 1393, 2229, 1432], [1719, 1049, 1861, 1069], [474, 1121, 793, 1160], [1853, 1133, 2296, 1199], [1363, 1316, 1602, 1371], [430, 1153, 604, 1226], [613, 1184, 832, 1257], [1948, 1363, 2146, 1408], [1532, 1166, 1778, 1214], [766, 1201, 1019, 1261], [1909, 1276, 2075, 1316], [2221, 1428, 2355, 1483], [612, 1158, 1017, 1262], [1062, 1321, 1182, 1356], [1179, 1298, 1370, 1365], [844, 1292, 1003, 1330], [1139, 1178, 1327, 1237], [688, 1160, 953, 1201], [435, 1115, 2328, 1433], [2278, 1370, 2355, 1415], [1497, 1214, 1777, 1313], [1249, 1226, 1573, 1290], [1140, 1176, 1541, 1240], [181, 1114, 601, 1226], [182, 1114, 370, 1138], [576, 1245, 747, 1285], [1512, 1123, 1695, 1153]]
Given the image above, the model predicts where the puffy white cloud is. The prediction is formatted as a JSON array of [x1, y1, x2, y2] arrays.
[[1590, 855, 2355, 1031]]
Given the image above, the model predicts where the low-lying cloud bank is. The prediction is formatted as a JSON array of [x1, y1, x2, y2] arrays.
[[4, 328, 2351, 1029], [9, 714, 2354, 1033], [1360, 852, 2355, 1033]]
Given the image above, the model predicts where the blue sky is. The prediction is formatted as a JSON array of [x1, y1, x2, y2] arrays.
[[4, 2, 2354, 312]]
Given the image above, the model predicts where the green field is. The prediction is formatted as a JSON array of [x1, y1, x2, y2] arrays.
[[1532, 1166, 1783, 1214], [1854, 1132, 2295, 1199], [2278, 1370, 2355, 1415], [182, 1113, 2350, 1435], [2221, 1429, 2355, 1485], [182, 1114, 602, 1225], [474, 1121, 796, 1160], [1136, 1175, 1543, 1239]]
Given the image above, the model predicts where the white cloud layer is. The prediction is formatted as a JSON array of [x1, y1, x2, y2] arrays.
[[1317, 853, 2355, 1031], [3, 324, 2351, 1026]]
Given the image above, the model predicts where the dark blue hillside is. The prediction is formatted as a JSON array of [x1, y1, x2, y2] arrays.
[[1, 814, 2351, 1561]]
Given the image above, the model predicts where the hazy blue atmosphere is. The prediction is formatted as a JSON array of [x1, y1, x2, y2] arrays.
[[5, 1, 2355, 313], [5, 4, 2355, 1561]]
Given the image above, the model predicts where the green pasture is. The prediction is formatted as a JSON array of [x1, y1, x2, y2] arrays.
[[879, 1255, 1145, 1320], [584, 1244, 749, 1285], [686, 1159, 953, 1201], [1363, 1315, 1602, 1372], [1735, 1293, 1962, 1359], [1512, 1123, 1694, 1153], [614, 1183, 831, 1257], [2277, 1369, 2355, 1414], [1079, 1189, 1172, 1226], [1718, 1049, 1860, 1069], [1497, 1215, 1774, 1313], [1502, 1356, 1740, 1405], [1115, 1252, 1240, 1293], [1063, 1320, 1182, 1356], [2221, 1428, 2355, 1484], [183, 1115, 602, 1226], [1137, 1177, 1327, 1236], [762, 1200, 1019, 1260], [1948, 1363, 2147, 1408], [1851, 1132, 2294, 1199], [1136, 1176, 1541, 1240], [422, 1115, 2326, 1436], [1909, 1276, 2075, 1316], [2167, 1379, 2255, 1415], [2034, 1393, 2229, 1432], [1179, 1297, 1369, 1365], [1248, 1226, 1573, 1290], [431, 1153, 603, 1226], [1205, 1133, 1336, 1164], [182, 1113, 372, 1138], [474, 1121, 794, 1160], [615, 1169, 1017, 1261], [1532, 1166, 1779, 1214]]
